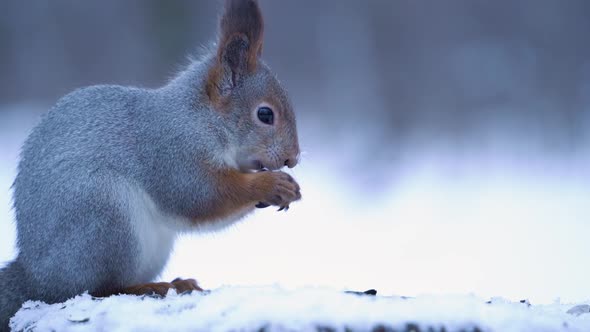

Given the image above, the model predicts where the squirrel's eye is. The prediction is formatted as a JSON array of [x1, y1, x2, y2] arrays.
[[257, 107, 274, 125]]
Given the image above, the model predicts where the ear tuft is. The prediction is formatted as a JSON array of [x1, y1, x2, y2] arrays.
[[219, 0, 264, 72], [207, 0, 265, 105]]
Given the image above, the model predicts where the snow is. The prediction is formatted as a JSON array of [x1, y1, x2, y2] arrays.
[[10, 286, 590, 332]]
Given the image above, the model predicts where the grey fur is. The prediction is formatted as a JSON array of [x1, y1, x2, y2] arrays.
[[0, 261, 28, 332], [0, 6, 299, 329]]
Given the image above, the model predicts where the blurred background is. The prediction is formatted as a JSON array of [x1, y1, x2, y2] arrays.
[[1, 0, 589, 303]]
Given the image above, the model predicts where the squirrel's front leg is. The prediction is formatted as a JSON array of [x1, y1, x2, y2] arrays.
[[193, 169, 301, 223]]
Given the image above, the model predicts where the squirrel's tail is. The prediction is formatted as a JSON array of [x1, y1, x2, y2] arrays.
[[0, 259, 29, 332]]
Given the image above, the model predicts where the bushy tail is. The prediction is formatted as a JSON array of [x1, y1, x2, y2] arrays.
[[0, 259, 29, 332]]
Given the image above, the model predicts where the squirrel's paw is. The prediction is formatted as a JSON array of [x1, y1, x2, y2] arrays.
[[171, 278, 204, 294], [256, 171, 301, 210], [123, 282, 176, 297], [123, 278, 203, 297]]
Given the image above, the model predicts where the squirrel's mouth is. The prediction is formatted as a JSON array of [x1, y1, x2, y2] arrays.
[[238, 159, 270, 173], [253, 160, 266, 171]]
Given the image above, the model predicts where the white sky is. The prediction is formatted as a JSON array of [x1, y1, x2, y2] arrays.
[[1, 106, 589, 305]]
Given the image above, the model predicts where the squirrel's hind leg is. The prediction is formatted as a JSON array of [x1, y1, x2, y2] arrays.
[[120, 278, 203, 297], [171, 278, 203, 294]]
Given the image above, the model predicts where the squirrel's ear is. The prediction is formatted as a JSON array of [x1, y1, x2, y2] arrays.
[[207, 0, 264, 102]]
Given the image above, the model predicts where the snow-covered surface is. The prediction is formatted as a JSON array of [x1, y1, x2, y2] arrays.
[[10, 286, 590, 332]]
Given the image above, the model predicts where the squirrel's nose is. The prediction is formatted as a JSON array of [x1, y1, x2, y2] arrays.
[[284, 157, 298, 168]]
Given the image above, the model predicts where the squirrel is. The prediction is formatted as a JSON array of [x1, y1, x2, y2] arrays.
[[0, 0, 301, 330]]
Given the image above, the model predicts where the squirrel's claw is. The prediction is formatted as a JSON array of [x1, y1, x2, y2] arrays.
[[256, 202, 270, 208], [256, 202, 290, 211]]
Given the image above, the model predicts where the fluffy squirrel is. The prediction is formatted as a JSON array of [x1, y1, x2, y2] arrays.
[[0, 0, 301, 330]]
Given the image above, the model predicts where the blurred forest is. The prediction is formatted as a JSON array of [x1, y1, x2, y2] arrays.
[[1, 0, 589, 187]]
